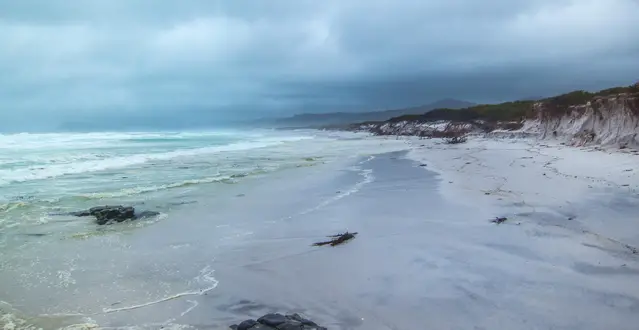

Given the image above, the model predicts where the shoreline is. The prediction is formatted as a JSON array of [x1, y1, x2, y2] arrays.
[[0, 140, 409, 329], [203, 141, 639, 330], [2, 132, 639, 329]]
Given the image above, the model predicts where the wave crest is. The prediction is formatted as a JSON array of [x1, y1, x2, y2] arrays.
[[0, 134, 313, 186], [77, 175, 235, 199]]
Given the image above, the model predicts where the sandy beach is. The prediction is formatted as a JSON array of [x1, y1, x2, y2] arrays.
[[201, 136, 639, 329], [2, 133, 639, 330], [408, 137, 639, 246], [398, 136, 639, 329]]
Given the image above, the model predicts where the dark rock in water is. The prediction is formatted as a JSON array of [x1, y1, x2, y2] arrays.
[[258, 314, 287, 327], [313, 231, 358, 247], [275, 322, 303, 330], [69, 210, 92, 217], [135, 210, 161, 219], [288, 314, 319, 327], [92, 206, 135, 225], [239, 325, 271, 330], [71, 205, 160, 225], [230, 313, 326, 330], [236, 319, 258, 330]]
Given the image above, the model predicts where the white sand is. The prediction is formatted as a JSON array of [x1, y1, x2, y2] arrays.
[[407, 137, 639, 245], [395, 137, 639, 329]]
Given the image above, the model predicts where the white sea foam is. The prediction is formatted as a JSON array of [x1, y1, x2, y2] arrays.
[[102, 265, 218, 314], [0, 131, 256, 151], [283, 156, 376, 221], [0, 135, 313, 186], [59, 322, 100, 330], [0, 302, 98, 330], [0, 202, 28, 213], [77, 175, 234, 199], [0, 302, 40, 330]]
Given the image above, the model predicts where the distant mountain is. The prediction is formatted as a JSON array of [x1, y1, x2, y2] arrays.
[[261, 99, 475, 128]]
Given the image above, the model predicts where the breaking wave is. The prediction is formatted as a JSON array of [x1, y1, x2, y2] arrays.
[[0, 135, 312, 186], [77, 175, 235, 199]]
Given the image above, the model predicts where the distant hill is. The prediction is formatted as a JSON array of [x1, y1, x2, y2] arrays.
[[260, 99, 475, 128], [520, 96, 546, 101], [349, 82, 639, 131]]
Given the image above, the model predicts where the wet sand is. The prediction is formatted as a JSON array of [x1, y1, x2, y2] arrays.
[[3, 138, 639, 329], [202, 150, 639, 330]]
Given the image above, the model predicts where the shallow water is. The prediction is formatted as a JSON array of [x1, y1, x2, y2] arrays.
[[0, 129, 410, 329], [0, 129, 408, 243]]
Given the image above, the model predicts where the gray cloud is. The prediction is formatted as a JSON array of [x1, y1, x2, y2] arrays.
[[1, 0, 638, 131]]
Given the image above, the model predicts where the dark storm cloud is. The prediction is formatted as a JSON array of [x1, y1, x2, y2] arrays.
[[1, 0, 638, 130]]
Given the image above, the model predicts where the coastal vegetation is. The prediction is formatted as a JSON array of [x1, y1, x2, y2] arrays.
[[351, 82, 639, 129]]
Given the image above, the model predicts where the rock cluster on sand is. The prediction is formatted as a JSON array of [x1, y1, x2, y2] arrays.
[[230, 313, 327, 330], [71, 205, 159, 225]]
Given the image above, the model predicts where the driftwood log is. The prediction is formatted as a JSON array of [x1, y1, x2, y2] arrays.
[[313, 232, 358, 247]]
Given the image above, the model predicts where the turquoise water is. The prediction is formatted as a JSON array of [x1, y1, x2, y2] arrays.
[[0, 130, 334, 238], [0, 129, 413, 247]]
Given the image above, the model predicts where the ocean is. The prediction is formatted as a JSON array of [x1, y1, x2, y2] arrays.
[[0, 129, 410, 329]]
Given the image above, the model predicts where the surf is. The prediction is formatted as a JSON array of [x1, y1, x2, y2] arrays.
[[0, 132, 313, 186]]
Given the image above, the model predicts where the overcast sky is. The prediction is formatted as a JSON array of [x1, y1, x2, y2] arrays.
[[1, 0, 638, 131]]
